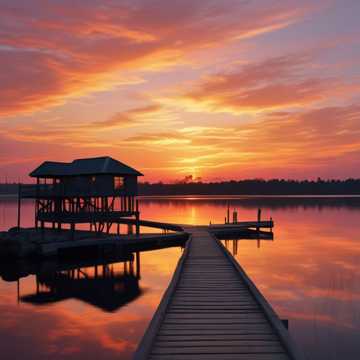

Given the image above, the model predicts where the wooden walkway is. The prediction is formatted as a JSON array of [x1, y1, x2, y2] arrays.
[[134, 226, 303, 360], [39, 231, 187, 256]]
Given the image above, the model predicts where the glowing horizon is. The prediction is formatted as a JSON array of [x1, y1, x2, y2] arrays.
[[1, 0, 360, 182]]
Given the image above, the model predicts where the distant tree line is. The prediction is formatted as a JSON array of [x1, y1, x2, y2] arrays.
[[139, 178, 360, 195], [1, 178, 360, 196]]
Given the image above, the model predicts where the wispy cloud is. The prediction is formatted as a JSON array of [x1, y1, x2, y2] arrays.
[[114, 104, 360, 179], [0, 0, 313, 116], [87, 104, 163, 129], [179, 54, 357, 113]]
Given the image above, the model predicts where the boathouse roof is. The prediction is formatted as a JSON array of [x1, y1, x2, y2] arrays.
[[29, 156, 143, 177]]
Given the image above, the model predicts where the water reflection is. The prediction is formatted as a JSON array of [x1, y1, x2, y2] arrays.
[[1, 196, 360, 359], [223, 237, 273, 254], [140, 195, 360, 210], [221, 230, 360, 360], [17, 254, 141, 312], [0, 235, 184, 359], [139, 197, 360, 359]]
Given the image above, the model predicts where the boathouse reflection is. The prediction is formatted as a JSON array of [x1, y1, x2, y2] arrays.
[[18, 252, 142, 312]]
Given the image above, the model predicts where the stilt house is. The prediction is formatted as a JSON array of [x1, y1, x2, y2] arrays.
[[20, 156, 143, 234]]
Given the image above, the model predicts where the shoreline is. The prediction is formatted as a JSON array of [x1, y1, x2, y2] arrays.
[[2, 193, 360, 199], [138, 194, 360, 199]]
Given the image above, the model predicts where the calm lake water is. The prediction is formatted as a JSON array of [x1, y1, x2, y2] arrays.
[[0, 196, 359, 360]]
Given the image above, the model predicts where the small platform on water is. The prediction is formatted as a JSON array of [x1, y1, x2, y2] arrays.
[[0, 220, 272, 259], [134, 222, 304, 360], [0, 226, 188, 258]]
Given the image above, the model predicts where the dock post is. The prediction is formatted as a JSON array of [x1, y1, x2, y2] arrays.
[[135, 212, 140, 236], [232, 240, 236, 255], [281, 319, 289, 329], [17, 183, 21, 230], [257, 208, 261, 231], [233, 209, 238, 224], [227, 202, 230, 224], [41, 221, 44, 241], [257, 208, 262, 222], [136, 251, 141, 279]]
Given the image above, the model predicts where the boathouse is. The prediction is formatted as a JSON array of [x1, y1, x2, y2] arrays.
[[20, 156, 143, 235]]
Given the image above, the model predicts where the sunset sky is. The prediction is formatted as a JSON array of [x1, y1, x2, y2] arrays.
[[1, 0, 360, 182]]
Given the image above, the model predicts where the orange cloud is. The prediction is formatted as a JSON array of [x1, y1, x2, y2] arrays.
[[180, 54, 356, 113], [117, 104, 360, 179], [88, 104, 163, 129], [2, 103, 360, 182], [0, 0, 313, 116]]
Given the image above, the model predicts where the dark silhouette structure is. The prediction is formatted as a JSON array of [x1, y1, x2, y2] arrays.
[[19, 156, 143, 235], [19, 253, 142, 312]]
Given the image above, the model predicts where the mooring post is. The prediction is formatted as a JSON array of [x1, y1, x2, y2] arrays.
[[257, 208, 261, 231]]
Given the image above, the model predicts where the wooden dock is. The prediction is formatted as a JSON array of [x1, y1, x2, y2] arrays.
[[134, 225, 304, 360], [40, 231, 188, 256], [0, 227, 188, 258]]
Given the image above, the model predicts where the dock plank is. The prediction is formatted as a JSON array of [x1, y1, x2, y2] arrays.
[[134, 226, 304, 360]]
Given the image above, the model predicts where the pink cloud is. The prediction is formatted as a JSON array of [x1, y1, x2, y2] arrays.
[[0, 0, 313, 116], [182, 54, 356, 113]]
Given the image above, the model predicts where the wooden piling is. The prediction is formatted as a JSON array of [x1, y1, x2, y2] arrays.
[[17, 183, 21, 230]]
